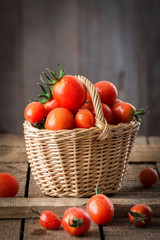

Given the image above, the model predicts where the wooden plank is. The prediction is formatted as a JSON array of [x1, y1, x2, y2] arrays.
[[0, 163, 28, 197], [23, 219, 99, 240], [0, 220, 21, 240], [0, 134, 27, 163], [0, 197, 160, 219], [130, 137, 160, 163], [116, 163, 160, 198], [103, 217, 160, 240]]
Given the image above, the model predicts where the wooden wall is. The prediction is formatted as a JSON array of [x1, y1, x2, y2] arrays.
[[0, 0, 160, 135]]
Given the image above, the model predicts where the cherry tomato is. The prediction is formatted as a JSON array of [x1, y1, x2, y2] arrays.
[[45, 107, 75, 130], [87, 81, 117, 107], [24, 101, 45, 123], [53, 75, 87, 111], [128, 204, 153, 227], [113, 98, 123, 105], [87, 194, 114, 225], [61, 207, 91, 236], [90, 103, 113, 124], [43, 98, 59, 116], [75, 109, 95, 128], [112, 102, 136, 123], [39, 210, 61, 230], [0, 173, 19, 197], [139, 168, 158, 187]]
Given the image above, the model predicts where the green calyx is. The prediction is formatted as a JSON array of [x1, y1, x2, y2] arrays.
[[133, 107, 149, 123], [30, 64, 65, 104], [68, 217, 83, 228], [128, 210, 148, 226]]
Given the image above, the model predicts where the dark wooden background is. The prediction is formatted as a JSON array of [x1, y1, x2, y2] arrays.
[[0, 0, 160, 136]]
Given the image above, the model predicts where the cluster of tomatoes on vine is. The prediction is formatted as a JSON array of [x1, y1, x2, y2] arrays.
[[24, 64, 146, 130]]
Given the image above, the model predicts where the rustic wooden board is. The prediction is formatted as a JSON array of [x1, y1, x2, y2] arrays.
[[23, 219, 99, 240], [0, 197, 160, 219], [0, 134, 27, 163], [103, 217, 160, 240], [0, 163, 28, 197], [0, 220, 21, 240]]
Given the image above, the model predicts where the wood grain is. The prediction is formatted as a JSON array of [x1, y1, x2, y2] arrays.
[[0, 220, 21, 240], [0, 197, 160, 219]]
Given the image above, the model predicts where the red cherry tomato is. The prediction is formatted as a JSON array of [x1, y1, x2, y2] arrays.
[[43, 98, 59, 116], [139, 168, 158, 187], [61, 207, 91, 236], [53, 75, 87, 111], [0, 173, 19, 197], [75, 109, 95, 128], [113, 98, 123, 105], [88, 81, 117, 107], [128, 204, 153, 227], [90, 103, 113, 125], [45, 107, 75, 130], [87, 194, 114, 225], [112, 102, 136, 123], [24, 101, 45, 123], [39, 210, 61, 230]]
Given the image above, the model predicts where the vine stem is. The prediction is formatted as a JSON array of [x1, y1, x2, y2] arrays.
[[99, 225, 105, 240]]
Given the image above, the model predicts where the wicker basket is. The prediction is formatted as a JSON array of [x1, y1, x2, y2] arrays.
[[23, 75, 140, 197]]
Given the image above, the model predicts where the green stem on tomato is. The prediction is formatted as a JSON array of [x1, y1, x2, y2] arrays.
[[99, 225, 105, 240]]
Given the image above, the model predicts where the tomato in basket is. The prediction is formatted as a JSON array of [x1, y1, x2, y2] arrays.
[[43, 98, 59, 116], [90, 103, 114, 124], [45, 107, 75, 130], [53, 75, 87, 111], [75, 109, 95, 128], [112, 102, 147, 123], [24, 101, 45, 124], [87, 81, 118, 107]]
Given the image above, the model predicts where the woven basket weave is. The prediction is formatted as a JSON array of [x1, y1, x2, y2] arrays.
[[23, 75, 140, 197]]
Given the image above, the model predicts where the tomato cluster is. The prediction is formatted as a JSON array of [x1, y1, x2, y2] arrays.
[[24, 65, 145, 130]]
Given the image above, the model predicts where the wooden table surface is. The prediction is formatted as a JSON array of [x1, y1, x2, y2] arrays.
[[0, 134, 160, 240]]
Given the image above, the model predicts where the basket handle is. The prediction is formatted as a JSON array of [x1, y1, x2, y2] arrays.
[[76, 75, 112, 140]]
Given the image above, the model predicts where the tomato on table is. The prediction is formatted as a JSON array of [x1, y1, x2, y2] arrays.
[[128, 204, 153, 227], [87, 194, 114, 225], [0, 173, 19, 197], [139, 168, 159, 187], [61, 207, 91, 236], [39, 210, 61, 230]]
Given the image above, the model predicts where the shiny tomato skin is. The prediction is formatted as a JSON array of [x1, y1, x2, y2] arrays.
[[75, 109, 95, 128], [24, 102, 45, 123], [53, 75, 87, 111], [88, 81, 117, 107], [43, 98, 59, 116], [112, 102, 136, 123], [45, 107, 75, 130], [87, 194, 114, 225], [113, 98, 123, 105], [90, 103, 113, 125], [61, 207, 91, 236], [139, 168, 158, 187], [0, 173, 19, 197], [39, 210, 61, 230], [129, 204, 153, 227]]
